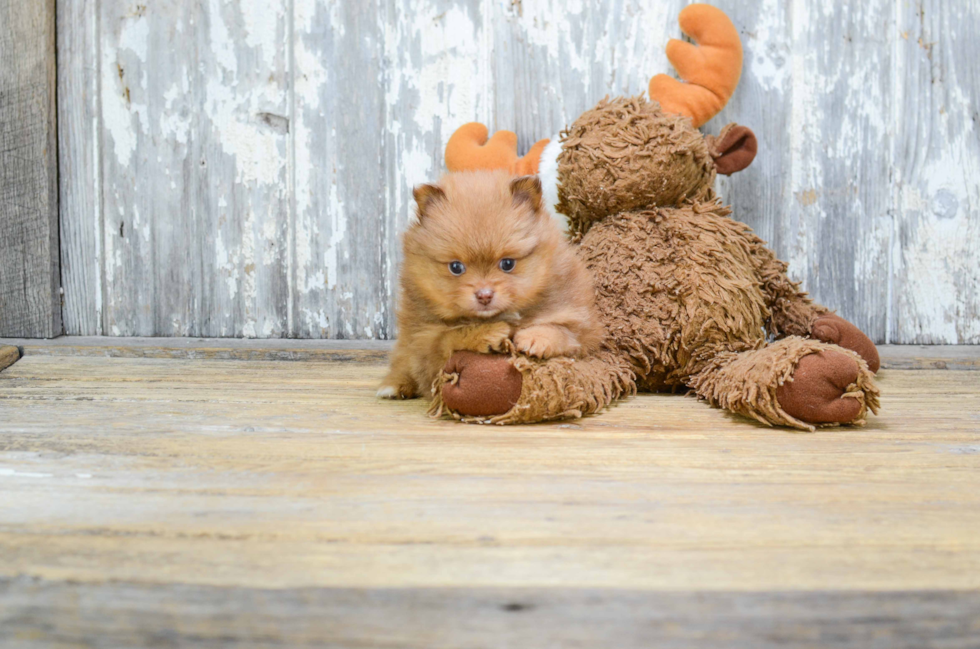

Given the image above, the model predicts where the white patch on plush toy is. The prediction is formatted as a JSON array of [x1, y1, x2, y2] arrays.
[[538, 136, 566, 232]]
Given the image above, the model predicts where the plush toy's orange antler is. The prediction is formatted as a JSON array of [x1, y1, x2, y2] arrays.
[[445, 122, 550, 175], [648, 4, 743, 128]]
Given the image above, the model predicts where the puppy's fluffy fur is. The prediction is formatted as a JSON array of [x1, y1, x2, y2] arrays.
[[378, 170, 602, 400]]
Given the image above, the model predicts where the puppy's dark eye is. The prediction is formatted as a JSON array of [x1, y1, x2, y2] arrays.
[[499, 258, 516, 272], [448, 261, 466, 276]]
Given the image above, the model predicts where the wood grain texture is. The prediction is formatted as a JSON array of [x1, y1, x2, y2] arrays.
[[0, 353, 979, 644], [891, 0, 980, 344], [0, 337, 392, 362], [715, 0, 894, 344], [56, 0, 102, 336], [0, 0, 62, 338], [97, 1, 291, 337], [491, 0, 682, 155], [0, 357, 979, 592], [292, 1, 388, 338], [2, 337, 979, 370], [2, 581, 979, 649], [53, 0, 980, 342]]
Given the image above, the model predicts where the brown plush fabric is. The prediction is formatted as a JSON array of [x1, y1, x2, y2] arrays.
[[775, 349, 872, 425], [432, 349, 634, 425], [556, 96, 717, 239], [691, 337, 880, 431], [580, 204, 770, 389], [752, 245, 827, 339], [811, 313, 881, 373], [438, 351, 523, 417]]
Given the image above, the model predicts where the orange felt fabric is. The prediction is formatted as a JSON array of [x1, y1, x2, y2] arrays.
[[445, 122, 549, 175], [648, 4, 743, 128]]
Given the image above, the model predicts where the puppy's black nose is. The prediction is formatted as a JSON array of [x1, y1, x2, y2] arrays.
[[475, 288, 494, 305]]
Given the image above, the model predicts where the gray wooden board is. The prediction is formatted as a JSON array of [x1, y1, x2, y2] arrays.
[[96, 1, 291, 338], [56, 0, 102, 336], [52, 0, 980, 342], [1, 579, 979, 649], [0, 0, 62, 338], [293, 1, 388, 338], [891, 0, 980, 344], [715, 0, 895, 344]]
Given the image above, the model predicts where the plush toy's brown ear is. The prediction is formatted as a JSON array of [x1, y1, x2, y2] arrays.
[[707, 124, 757, 175], [413, 183, 445, 219], [510, 175, 543, 212]]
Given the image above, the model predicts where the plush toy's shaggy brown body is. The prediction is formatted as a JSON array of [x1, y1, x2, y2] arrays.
[[428, 6, 881, 430]]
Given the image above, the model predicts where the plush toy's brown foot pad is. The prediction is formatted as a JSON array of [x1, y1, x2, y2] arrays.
[[441, 351, 523, 417], [776, 350, 865, 424], [811, 314, 880, 373]]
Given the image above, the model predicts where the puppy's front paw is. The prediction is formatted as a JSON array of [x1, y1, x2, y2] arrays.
[[477, 321, 513, 354], [377, 381, 417, 400], [514, 326, 577, 359]]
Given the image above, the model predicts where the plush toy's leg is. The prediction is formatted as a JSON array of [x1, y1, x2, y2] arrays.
[[687, 337, 879, 431], [755, 250, 880, 373], [754, 249, 824, 337], [430, 349, 635, 425], [810, 313, 880, 373]]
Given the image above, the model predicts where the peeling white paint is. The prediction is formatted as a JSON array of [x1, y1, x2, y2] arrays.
[[62, 0, 979, 342], [100, 43, 137, 165], [159, 82, 191, 145], [118, 12, 148, 61], [746, 0, 789, 91], [521, 0, 588, 78], [300, 307, 329, 333], [207, 0, 238, 75], [386, 2, 493, 215], [215, 233, 240, 301], [241, 205, 258, 331], [895, 128, 980, 342], [322, 179, 347, 291], [242, 2, 284, 63], [292, 37, 328, 219], [205, 78, 285, 187]]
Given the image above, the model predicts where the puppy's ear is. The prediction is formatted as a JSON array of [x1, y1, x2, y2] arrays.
[[510, 175, 543, 212], [413, 183, 445, 220], [413, 183, 445, 218]]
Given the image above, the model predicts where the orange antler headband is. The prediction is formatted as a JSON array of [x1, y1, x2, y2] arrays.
[[648, 4, 743, 128], [444, 123, 550, 175]]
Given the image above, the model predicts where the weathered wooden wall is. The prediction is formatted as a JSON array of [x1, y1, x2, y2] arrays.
[[56, 0, 980, 342], [0, 0, 62, 338]]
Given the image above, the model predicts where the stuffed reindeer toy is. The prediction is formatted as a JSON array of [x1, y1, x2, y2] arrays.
[[428, 4, 880, 430]]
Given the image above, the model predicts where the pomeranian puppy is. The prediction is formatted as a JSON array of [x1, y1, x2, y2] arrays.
[[378, 170, 602, 400]]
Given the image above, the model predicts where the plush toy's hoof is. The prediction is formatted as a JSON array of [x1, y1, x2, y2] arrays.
[[441, 351, 523, 417], [811, 314, 880, 373], [776, 350, 866, 424]]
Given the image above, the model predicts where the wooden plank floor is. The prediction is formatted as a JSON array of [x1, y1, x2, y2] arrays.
[[1, 341, 979, 647]]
